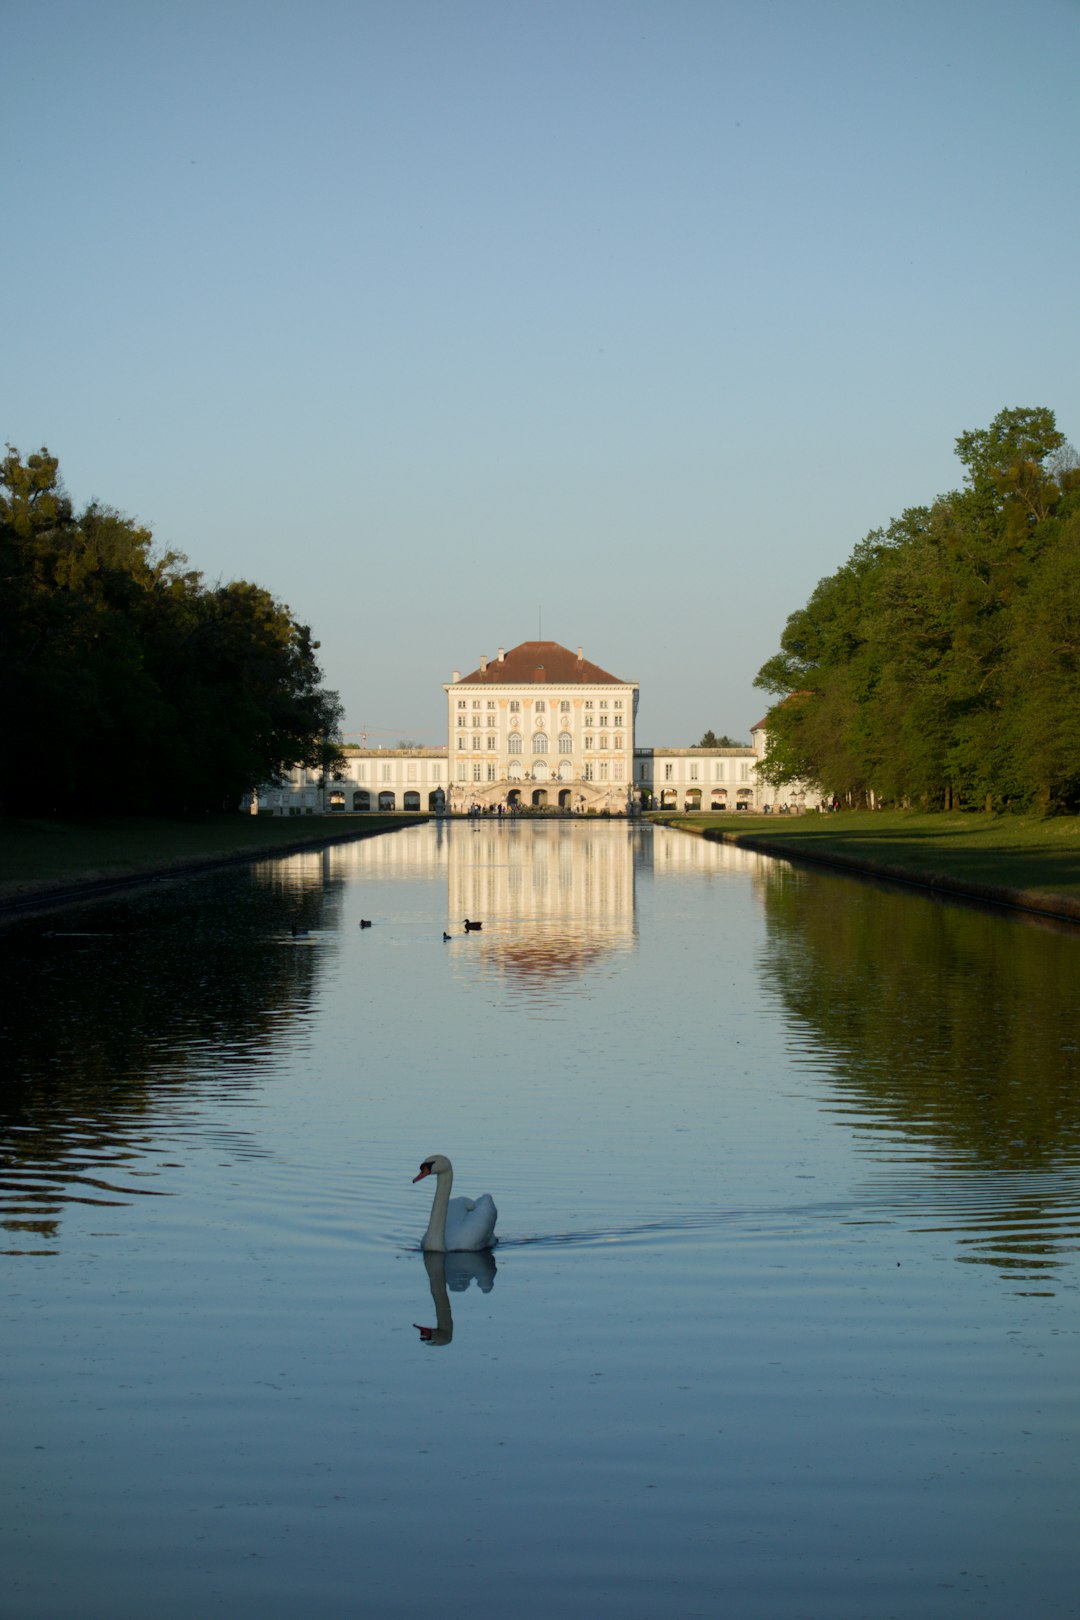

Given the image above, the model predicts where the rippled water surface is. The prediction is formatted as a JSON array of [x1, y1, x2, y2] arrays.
[[2, 820, 1079, 1619]]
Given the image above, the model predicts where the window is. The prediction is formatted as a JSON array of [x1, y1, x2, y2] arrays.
[[457, 715, 466, 727], [599, 762, 609, 780], [408, 762, 417, 781], [534, 699, 546, 712], [690, 763, 698, 781], [614, 700, 623, 709], [585, 736, 593, 750], [508, 733, 522, 754], [741, 763, 751, 781], [583, 762, 594, 781], [381, 763, 392, 782], [584, 700, 593, 710], [600, 700, 608, 709], [532, 732, 548, 754], [457, 762, 467, 781], [599, 715, 608, 727], [509, 700, 520, 712], [487, 700, 496, 710], [472, 700, 480, 709], [473, 762, 482, 781], [664, 763, 673, 781], [472, 715, 481, 727], [614, 714, 623, 727], [458, 738, 466, 750], [558, 732, 572, 753], [457, 700, 466, 709], [487, 736, 496, 750], [560, 700, 570, 712], [486, 762, 496, 782]]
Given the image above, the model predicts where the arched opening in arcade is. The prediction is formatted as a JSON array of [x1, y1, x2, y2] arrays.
[[378, 791, 396, 811], [558, 788, 572, 809], [353, 790, 371, 811], [403, 791, 421, 812], [532, 788, 548, 808]]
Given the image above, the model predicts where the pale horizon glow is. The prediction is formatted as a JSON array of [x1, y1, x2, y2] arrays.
[[6, 0, 1079, 745]]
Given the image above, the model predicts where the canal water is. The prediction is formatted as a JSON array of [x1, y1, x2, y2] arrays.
[[2, 820, 1078, 1620]]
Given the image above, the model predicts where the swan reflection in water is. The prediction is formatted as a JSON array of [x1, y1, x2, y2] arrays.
[[414, 1250, 497, 1347]]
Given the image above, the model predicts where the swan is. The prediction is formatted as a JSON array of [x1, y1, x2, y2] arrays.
[[413, 1155, 497, 1252]]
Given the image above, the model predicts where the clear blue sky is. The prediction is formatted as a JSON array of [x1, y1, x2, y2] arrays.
[[7, 0, 1079, 745]]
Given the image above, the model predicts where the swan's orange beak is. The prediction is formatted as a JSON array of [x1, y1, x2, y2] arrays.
[[413, 1165, 432, 1183]]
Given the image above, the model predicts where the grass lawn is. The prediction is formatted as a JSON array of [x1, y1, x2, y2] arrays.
[[651, 810, 1080, 911], [0, 813, 412, 906]]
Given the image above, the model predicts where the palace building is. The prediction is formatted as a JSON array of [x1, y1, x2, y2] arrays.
[[253, 638, 811, 816], [444, 641, 638, 813]]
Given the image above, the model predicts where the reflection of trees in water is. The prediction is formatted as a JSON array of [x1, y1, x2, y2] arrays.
[[758, 864, 1080, 1277], [0, 862, 341, 1248]]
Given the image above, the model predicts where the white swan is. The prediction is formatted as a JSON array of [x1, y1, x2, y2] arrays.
[[413, 1155, 498, 1252]]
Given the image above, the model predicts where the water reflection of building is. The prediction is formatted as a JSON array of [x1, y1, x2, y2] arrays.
[[447, 820, 637, 982]]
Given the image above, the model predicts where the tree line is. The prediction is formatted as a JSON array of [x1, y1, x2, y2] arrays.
[[1, 447, 343, 816], [754, 407, 1080, 813]]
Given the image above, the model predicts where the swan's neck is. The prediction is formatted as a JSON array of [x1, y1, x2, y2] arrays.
[[420, 1252, 454, 1344], [421, 1165, 454, 1252]]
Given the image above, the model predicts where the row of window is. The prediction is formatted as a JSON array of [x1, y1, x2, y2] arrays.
[[456, 715, 624, 728], [454, 761, 626, 783], [657, 761, 753, 781], [457, 734, 625, 753], [352, 762, 446, 782], [456, 698, 624, 711]]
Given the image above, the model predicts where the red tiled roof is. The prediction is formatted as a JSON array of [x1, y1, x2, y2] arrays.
[[457, 641, 628, 685]]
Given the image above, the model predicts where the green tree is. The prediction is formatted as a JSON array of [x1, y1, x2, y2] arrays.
[[0, 447, 342, 816], [753, 407, 1075, 812]]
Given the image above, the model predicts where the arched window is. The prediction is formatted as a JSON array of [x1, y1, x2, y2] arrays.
[[532, 732, 548, 753], [508, 733, 523, 754], [558, 732, 572, 753]]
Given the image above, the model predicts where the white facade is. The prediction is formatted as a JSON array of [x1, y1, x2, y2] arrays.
[[254, 749, 449, 816], [444, 641, 638, 813], [632, 725, 815, 813], [252, 640, 814, 816]]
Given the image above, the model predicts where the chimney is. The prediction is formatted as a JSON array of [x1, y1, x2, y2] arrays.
[[452, 670, 460, 683], [577, 646, 583, 660], [480, 654, 488, 674], [497, 648, 505, 662]]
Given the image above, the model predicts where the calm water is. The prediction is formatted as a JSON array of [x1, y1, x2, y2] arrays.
[[2, 821, 1079, 1620]]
